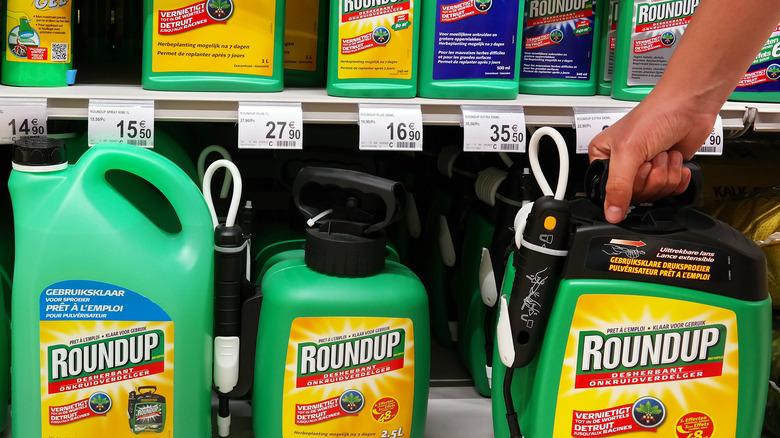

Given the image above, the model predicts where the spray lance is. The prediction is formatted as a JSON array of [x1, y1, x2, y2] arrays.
[[496, 127, 571, 438]]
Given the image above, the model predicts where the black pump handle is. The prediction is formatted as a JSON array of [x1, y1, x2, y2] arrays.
[[584, 159, 702, 209], [293, 166, 407, 234]]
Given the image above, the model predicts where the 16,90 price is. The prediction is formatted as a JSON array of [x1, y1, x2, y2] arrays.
[[116, 120, 151, 139], [8, 118, 45, 136], [489, 124, 522, 143], [386, 122, 421, 141]]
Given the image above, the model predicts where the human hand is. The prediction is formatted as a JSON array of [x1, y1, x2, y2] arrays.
[[588, 97, 715, 223]]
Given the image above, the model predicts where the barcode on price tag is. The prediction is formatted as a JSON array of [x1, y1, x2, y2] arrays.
[[359, 104, 422, 151], [238, 102, 303, 149], [0, 98, 47, 144], [461, 106, 526, 153], [88, 99, 155, 148], [695, 115, 723, 156], [573, 107, 630, 154]]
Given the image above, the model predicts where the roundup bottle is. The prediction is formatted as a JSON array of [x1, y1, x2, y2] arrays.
[[2, 0, 76, 86], [597, 0, 619, 95], [253, 166, 430, 438], [284, 0, 328, 86], [142, 0, 285, 91], [417, 0, 524, 99], [517, 0, 600, 95], [492, 134, 771, 438], [612, 0, 700, 101], [729, 23, 780, 103], [0, 251, 8, 433], [8, 138, 214, 437], [327, 0, 419, 97]]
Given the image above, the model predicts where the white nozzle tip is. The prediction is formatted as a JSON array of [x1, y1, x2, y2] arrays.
[[217, 414, 231, 437]]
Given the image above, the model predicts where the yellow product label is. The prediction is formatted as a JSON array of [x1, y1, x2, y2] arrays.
[[152, 0, 276, 76], [337, 0, 414, 79], [284, 0, 319, 72], [283, 317, 415, 437], [553, 294, 737, 438], [5, 0, 72, 63]]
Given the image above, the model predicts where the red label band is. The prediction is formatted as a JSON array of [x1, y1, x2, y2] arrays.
[[342, 3, 411, 23], [158, 1, 225, 35], [297, 357, 404, 388], [49, 399, 104, 425], [48, 361, 164, 394], [575, 361, 723, 389], [572, 404, 651, 437], [635, 15, 692, 33], [526, 9, 592, 28], [440, 0, 486, 23]]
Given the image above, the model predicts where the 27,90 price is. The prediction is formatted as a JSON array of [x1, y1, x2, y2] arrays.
[[265, 121, 302, 140], [489, 124, 522, 143], [9, 118, 45, 136], [116, 120, 152, 139]]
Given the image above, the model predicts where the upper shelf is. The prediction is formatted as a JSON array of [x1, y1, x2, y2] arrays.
[[1, 84, 778, 131]]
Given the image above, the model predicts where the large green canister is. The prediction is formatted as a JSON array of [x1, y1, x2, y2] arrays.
[[8, 138, 214, 437], [253, 166, 430, 438]]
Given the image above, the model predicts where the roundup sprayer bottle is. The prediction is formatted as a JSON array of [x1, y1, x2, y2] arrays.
[[417, 0, 524, 99], [596, 0, 619, 95], [612, 0, 700, 101], [729, 22, 780, 103], [253, 166, 430, 438], [284, 0, 329, 86], [327, 0, 419, 97], [142, 0, 285, 92], [491, 127, 771, 438], [517, 0, 600, 96], [8, 138, 215, 437], [2, 0, 77, 86]]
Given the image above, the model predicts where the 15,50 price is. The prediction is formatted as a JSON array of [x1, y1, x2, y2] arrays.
[[8, 118, 45, 136], [386, 122, 421, 141], [116, 120, 151, 139], [489, 124, 522, 143]]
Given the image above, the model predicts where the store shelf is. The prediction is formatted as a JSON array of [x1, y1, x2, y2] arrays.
[[0, 84, 775, 130]]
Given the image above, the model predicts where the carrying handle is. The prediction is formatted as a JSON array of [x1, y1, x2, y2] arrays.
[[585, 159, 702, 209], [76, 144, 212, 238], [292, 166, 406, 235], [137, 386, 157, 394]]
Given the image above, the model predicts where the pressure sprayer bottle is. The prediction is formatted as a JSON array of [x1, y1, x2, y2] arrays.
[[417, 0, 524, 99], [0, 257, 8, 433], [612, 0, 700, 101], [597, 0, 619, 95], [2, 0, 77, 86], [517, 0, 600, 95], [284, 0, 328, 86], [8, 138, 215, 437], [327, 0, 419, 97], [142, 0, 285, 92], [253, 166, 430, 438], [729, 22, 780, 103], [492, 127, 771, 438]]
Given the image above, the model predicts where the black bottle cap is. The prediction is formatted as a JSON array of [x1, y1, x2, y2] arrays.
[[12, 137, 66, 167], [304, 222, 387, 277]]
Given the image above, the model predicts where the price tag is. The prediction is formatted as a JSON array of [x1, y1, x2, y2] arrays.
[[359, 104, 423, 151], [695, 115, 723, 156], [238, 102, 303, 149], [573, 107, 630, 154], [461, 106, 526, 153], [88, 99, 155, 148], [0, 98, 47, 144]]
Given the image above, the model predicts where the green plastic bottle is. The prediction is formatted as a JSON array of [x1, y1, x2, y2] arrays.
[[327, 0, 419, 97], [253, 166, 430, 438], [417, 0, 524, 99], [612, 0, 700, 101], [142, 0, 285, 92], [8, 138, 214, 437], [492, 181, 771, 438], [729, 23, 780, 103], [2, 0, 76, 86], [517, 0, 601, 95], [284, 0, 328, 87], [596, 0, 619, 95], [0, 249, 8, 433]]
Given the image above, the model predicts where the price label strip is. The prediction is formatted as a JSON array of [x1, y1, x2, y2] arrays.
[[359, 104, 423, 151], [461, 105, 526, 153], [238, 102, 304, 150], [88, 99, 155, 148], [696, 115, 723, 156], [573, 107, 631, 154], [0, 97, 47, 144]]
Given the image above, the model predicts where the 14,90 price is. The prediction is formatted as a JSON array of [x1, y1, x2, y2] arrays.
[[489, 124, 522, 143], [116, 120, 152, 139], [8, 118, 44, 136]]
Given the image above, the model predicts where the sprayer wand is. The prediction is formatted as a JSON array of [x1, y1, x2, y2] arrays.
[[203, 159, 245, 437], [496, 127, 572, 438]]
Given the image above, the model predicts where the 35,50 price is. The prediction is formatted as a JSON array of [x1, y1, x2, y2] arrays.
[[489, 124, 522, 143], [116, 120, 152, 139], [8, 118, 44, 136]]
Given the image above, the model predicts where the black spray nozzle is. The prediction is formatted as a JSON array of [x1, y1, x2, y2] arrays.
[[293, 166, 407, 235], [585, 159, 702, 210]]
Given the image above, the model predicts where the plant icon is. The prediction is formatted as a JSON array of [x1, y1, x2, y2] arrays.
[[88, 391, 112, 415], [550, 29, 564, 43], [474, 0, 492, 11], [207, 0, 233, 21], [342, 392, 362, 409], [373, 27, 390, 44], [767, 63, 780, 80], [661, 32, 675, 46], [632, 396, 665, 428], [339, 389, 365, 413], [635, 401, 662, 424]]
